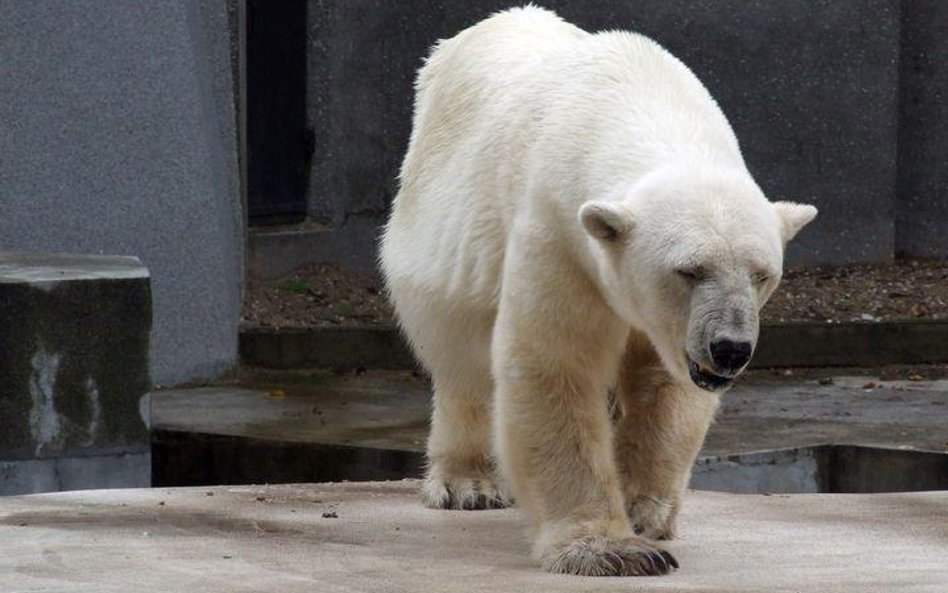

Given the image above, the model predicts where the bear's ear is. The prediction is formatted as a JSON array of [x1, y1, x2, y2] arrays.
[[773, 201, 818, 243], [579, 201, 634, 243]]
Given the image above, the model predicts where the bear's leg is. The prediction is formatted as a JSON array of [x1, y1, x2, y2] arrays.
[[614, 330, 721, 540], [493, 287, 676, 576], [422, 371, 511, 510], [392, 295, 510, 510]]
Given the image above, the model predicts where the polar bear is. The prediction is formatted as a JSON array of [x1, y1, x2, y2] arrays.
[[380, 6, 816, 577]]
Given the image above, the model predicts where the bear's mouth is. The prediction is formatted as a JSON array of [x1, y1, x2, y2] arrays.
[[688, 359, 734, 392]]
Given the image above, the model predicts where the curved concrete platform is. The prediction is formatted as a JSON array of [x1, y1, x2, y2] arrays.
[[151, 369, 948, 490], [1, 480, 946, 592]]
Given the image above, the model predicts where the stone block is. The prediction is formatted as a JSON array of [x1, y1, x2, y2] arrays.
[[0, 252, 151, 495]]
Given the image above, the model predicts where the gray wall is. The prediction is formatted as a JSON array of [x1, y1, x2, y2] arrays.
[[897, 0, 948, 258], [305, 0, 948, 269], [0, 1, 242, 385]]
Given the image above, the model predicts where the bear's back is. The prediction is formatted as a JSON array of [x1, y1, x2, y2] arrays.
[[383, 6, 743, 308]]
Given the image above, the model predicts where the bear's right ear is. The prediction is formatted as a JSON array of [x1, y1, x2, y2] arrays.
[[579, 201, 634, 243]]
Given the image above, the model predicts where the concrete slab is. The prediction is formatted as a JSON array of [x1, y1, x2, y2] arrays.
[[0, 252, 149, 286], [153, 370, 948, 456], [1, 481, 945, 592], [151, 370, 948, 489]]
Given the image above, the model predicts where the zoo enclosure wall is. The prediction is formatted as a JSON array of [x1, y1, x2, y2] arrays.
[[267, 0, 947, 271]]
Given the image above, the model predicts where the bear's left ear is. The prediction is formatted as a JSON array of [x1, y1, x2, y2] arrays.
[[579, 201, 634, 243], [773, 202, 818, 243]]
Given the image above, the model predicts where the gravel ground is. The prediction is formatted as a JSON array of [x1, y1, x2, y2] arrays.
[[242, 259, 948, 328], [765, 259, 948, 323]]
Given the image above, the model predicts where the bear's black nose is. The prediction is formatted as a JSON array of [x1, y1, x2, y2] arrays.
[[709, 339, 752, 374]]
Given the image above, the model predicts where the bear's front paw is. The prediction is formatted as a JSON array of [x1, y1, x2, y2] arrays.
[[541, 535, 678, 576], [421, 474, 512, 510], [628, 495, 677, 540]]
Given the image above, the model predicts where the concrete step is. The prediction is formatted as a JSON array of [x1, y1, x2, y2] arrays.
[[1, 480, 946, 592], [248, 221, 379, 280], [0, 252, 152, 495], [239, 320, 948, 371], [151, 369, 948, 492]]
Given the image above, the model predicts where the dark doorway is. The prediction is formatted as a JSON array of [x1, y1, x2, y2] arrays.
[[246, 0, 310, 225]]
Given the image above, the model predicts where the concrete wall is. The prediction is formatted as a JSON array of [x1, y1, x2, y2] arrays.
[[897, 0, 948, 258], [0, 1, 242, 385], [305, 0, 905, 269]]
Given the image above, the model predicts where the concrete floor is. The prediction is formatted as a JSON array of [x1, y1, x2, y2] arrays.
[[5, 371, 946, 590], [2, 480, 946, 592]]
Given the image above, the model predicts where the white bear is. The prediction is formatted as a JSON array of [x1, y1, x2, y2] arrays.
[[380, 6, 816, 577]]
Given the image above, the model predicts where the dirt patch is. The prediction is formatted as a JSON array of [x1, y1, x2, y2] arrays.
[[764, 259, 948, 323], [243, 263, 393, 328], [242, 260, 948, 328]]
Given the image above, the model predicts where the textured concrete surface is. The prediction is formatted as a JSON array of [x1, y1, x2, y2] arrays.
[[248, 221, 382, 280], [1, 451, 150, 496], [0, 1, 242, 385], [153, 371, 948, 455], [239, 321, 948, 371], [752, 320, 948, 367], [305, 0, 898, 269], [151, 370, 948, 488], [1, 481, 946, 592], [0, 252, 149, 284], [897, 0, 948, 258], [239, 325, 418, 370], [0, 253, 151, 495]]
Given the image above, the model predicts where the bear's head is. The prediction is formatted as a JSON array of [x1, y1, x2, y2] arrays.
[[579, 165, 817, 392]]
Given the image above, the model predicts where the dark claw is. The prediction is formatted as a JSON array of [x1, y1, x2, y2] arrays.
[[620, 555, 641, 576], [603, 551, 623, 574], [487, 496, 506, 509], [643, 552, 659, 574], [662, 550, 679, 569], [649, 551, 668, 574]]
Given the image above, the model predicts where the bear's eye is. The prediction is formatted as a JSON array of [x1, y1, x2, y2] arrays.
[[676, 267, 707, 282], [753, 272, 770, 285]]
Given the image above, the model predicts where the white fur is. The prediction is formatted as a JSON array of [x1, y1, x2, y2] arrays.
[[380, 6, 815, 576]]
